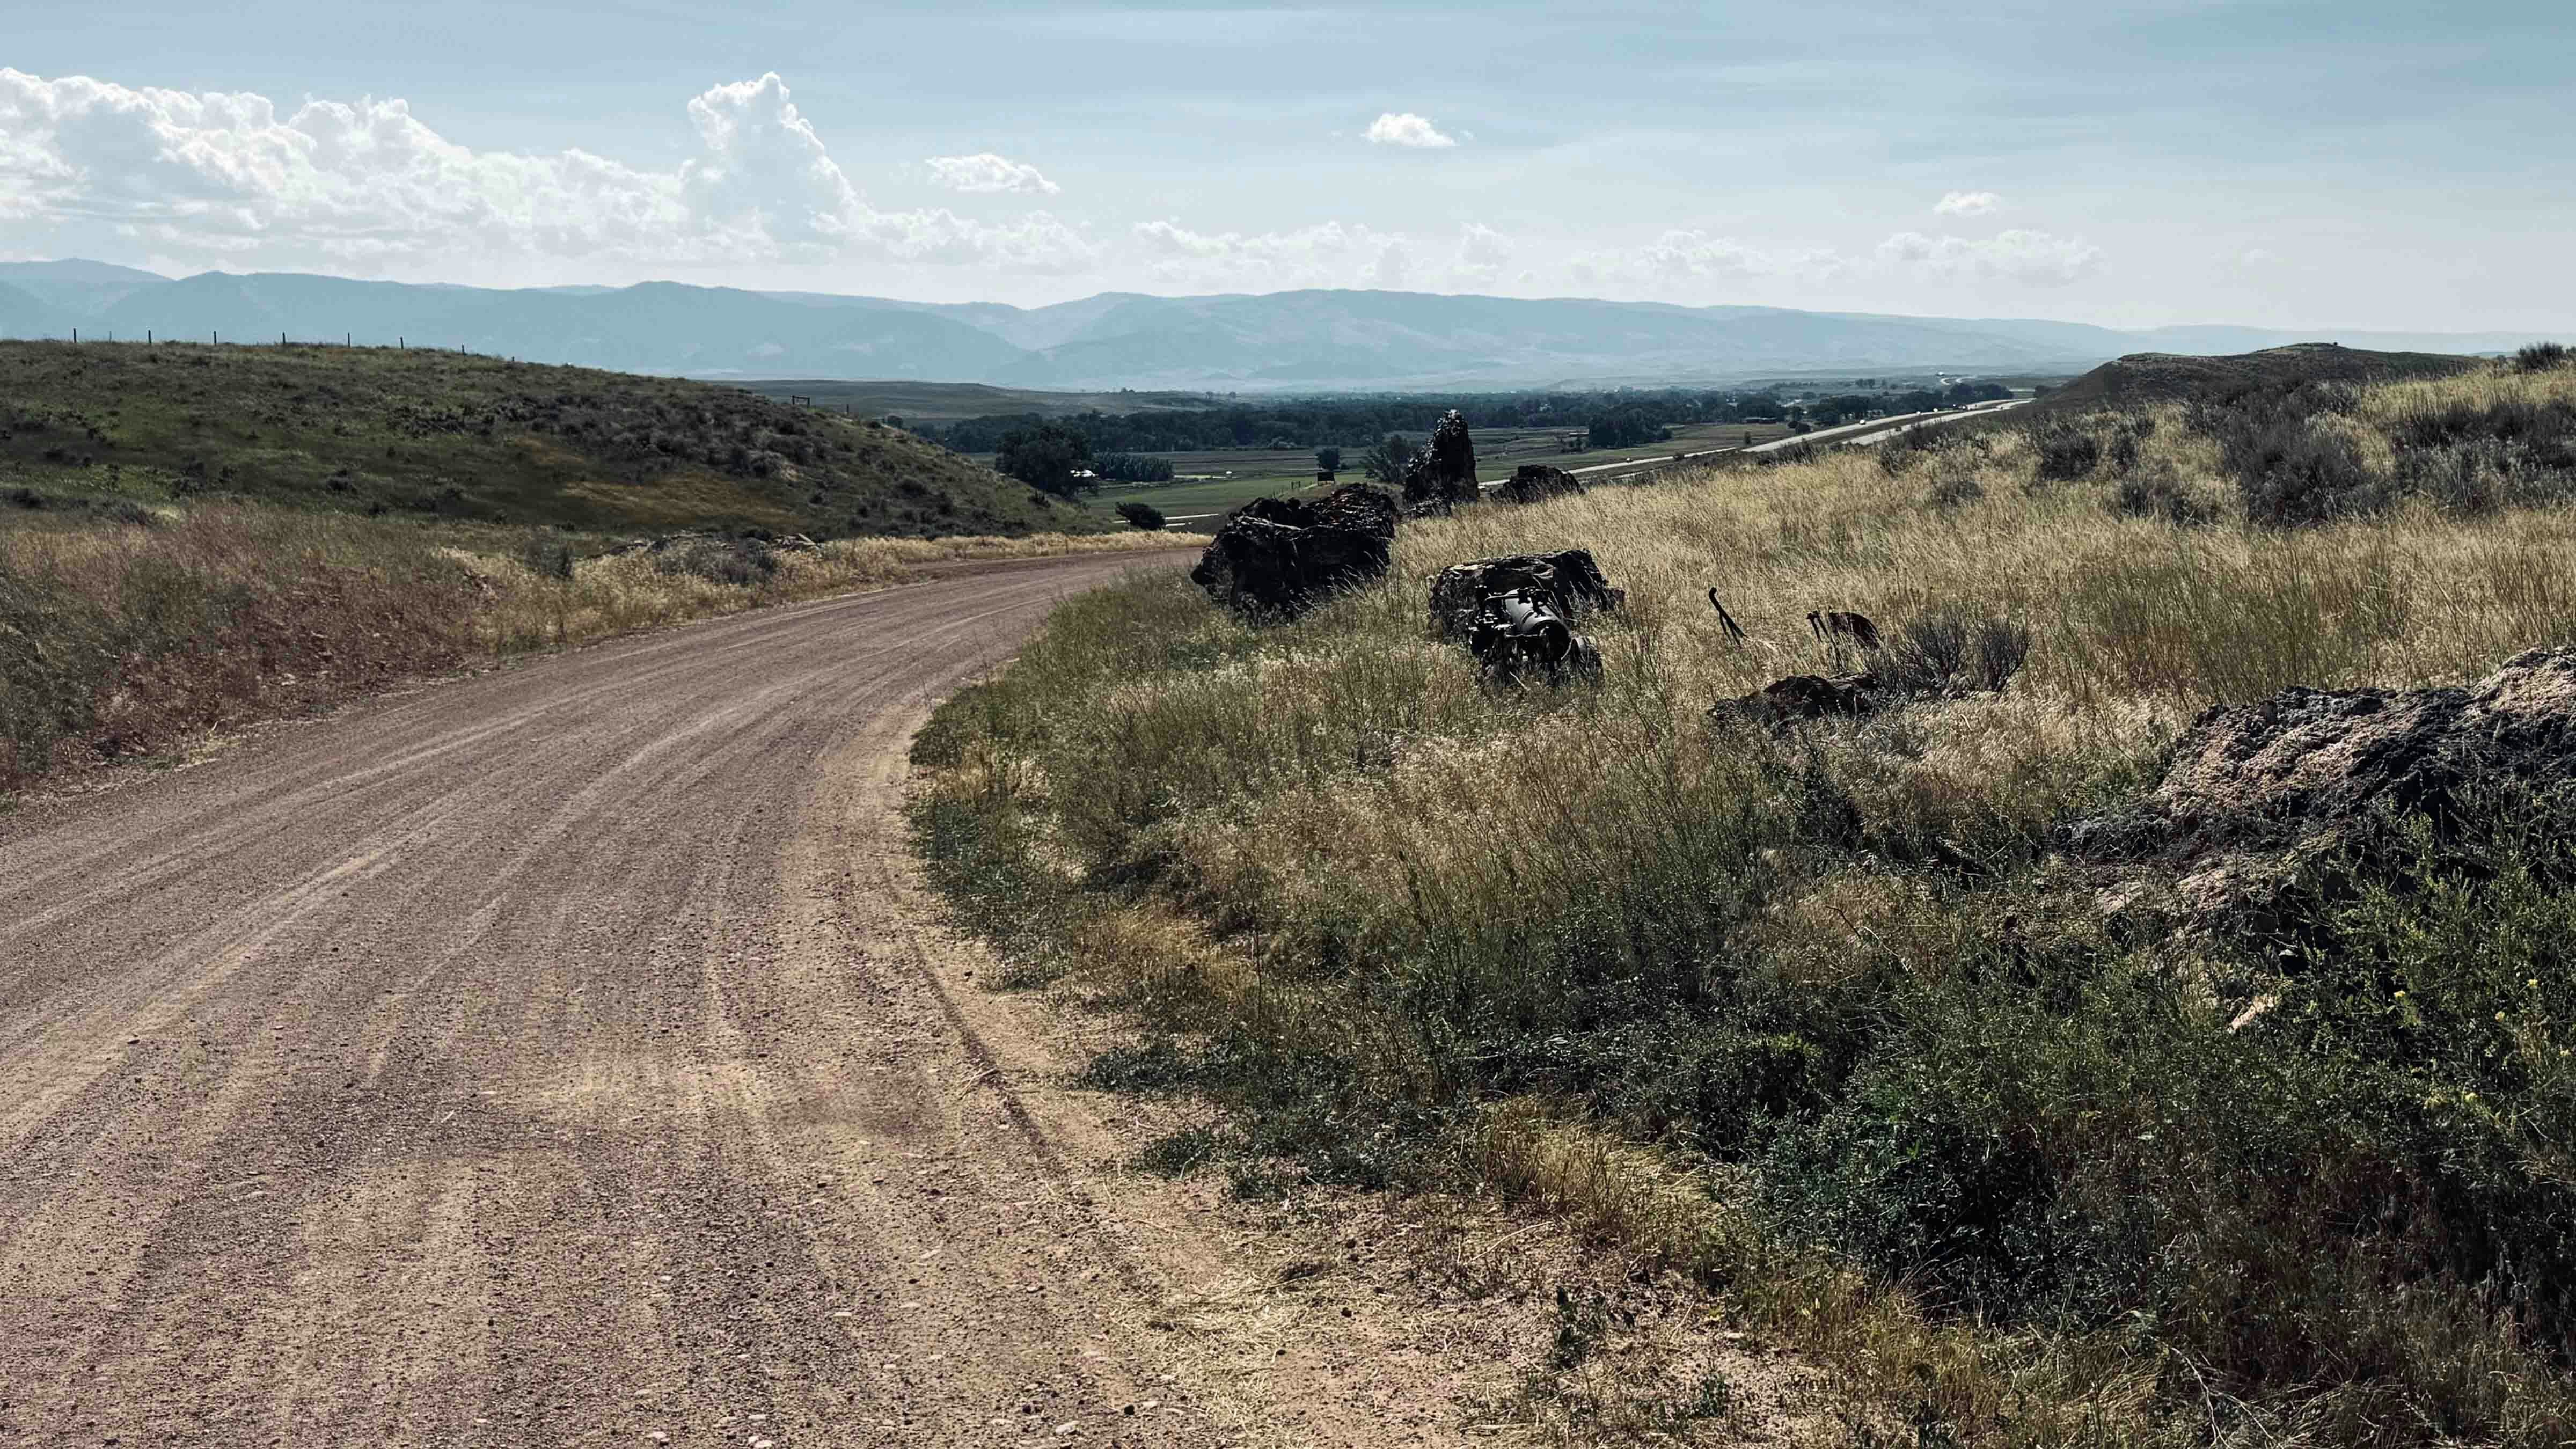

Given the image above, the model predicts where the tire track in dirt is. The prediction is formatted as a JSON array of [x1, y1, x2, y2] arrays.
[[3, 551, 1553, 1448]]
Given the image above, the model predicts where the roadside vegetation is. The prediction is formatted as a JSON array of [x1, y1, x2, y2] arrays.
[[0, 339, 1199, 796], [913, 345, 2576, 1444], [0, 503, 1190, 796]]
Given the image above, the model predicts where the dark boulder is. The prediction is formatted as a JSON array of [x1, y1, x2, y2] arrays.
[[1192, 487, 1396, 619], [2065, 647, 2576, 863], [1497, 463, 1585, 504], [1238, 482, 1399, 540], [1403, 411, 1480, 510], [1427, 549, 1624, 641], [1710, 672, 1884, 727]]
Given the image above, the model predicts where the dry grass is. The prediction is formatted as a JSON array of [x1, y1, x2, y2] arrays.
[[464, 528, 1202, 652], [911, 357, 2576, 1445], [1, 506, 1203, 793]]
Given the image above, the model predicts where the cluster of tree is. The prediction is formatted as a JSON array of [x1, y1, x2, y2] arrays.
[[1093, 452, 1175, 482], [1583, 408, 1672, 449], [961, 380, 2008, 482], [993, 422, 1093, 496], [1359, 435, 1417, 484], [923, 386, 1810, 456], [1797, 380, 2011, 429]]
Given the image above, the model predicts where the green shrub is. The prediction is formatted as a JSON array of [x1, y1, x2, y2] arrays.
[[517, 529, 575, 580], [2028, 420, 2103, 482], [653, 536, 777, 587], [2110, 463, 2218, 524], [2226, 415, 2383, 524]]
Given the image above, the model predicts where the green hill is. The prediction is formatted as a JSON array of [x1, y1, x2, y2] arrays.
[[0, 340, 1094, 538], [2041, 341, 2480, 411]]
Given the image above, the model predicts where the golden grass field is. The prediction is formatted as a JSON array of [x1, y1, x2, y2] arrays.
[[913, 354, 2576, 1445]]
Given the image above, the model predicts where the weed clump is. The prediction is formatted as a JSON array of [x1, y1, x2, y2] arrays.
[[517, 529, 575, 580], [2027, 418, 2104, 482], [2514, 341, 2572, 374], [2109, 461, 2218, 524], [653, 536, 779, 587]]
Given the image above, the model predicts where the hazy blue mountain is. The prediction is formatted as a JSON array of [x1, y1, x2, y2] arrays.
[[1, 259, 2550, 390], [984, 290, 2095, 389], [85, 272, 1024, 379], [0, 282, 68, 340], [0, 259, 170, 319], [0, 259, 169, 285]]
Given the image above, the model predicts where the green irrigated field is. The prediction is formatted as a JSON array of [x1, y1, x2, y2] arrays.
[[1024, 420, 1799, 522]]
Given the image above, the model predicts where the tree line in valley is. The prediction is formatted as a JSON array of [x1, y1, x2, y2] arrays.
[[930, 380, 2012, 462]]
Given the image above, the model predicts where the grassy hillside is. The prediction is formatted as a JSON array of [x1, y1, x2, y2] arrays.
[[2042, 340, 2479, 409], [913, 348, 2576, 1440], [0, 340, 1096, 539]]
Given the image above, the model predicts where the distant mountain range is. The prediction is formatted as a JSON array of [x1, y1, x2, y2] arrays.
[[0, 259, 2548, 392]]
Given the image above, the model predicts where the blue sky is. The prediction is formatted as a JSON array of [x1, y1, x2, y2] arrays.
[[5, 1, 2571, 328]]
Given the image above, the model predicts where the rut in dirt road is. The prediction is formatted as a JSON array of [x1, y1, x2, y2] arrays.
[[0, 553, 1247, 1447]]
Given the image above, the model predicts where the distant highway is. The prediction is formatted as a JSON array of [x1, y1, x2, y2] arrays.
[[1741, 396, 2028, 453]]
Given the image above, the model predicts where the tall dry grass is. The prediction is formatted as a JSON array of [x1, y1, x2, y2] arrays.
[[1, 506, 1201, 792], [912, 358, 2576, 1445]]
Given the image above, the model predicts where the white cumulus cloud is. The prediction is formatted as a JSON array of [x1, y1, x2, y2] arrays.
[[1619, 230, 1851, 284], [1364, 112, 1457, 149], [921, 152, 1059, 196], [1366, 240, 1411, 290], [1131, 218, 1409, 288], [1933, 190, 2000, 216], [1450, 223, 1513, 284], [0, 67, 1093, 276], [1876, 229, 2103, 285]]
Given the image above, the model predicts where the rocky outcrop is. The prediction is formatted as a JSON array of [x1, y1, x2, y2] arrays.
[[1192, 484, 1399, 619], [2066, 647, 2576, 863], [1497, 464, 1585, 504], [605, 529, 816, 559], [1403, 411, 1480, 510], [1236, 482, 1399, 540], [1427, 550, 1623, 641], [1710, 672, 1884, 727]]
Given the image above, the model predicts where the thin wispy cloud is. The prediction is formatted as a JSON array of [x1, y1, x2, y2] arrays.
[[922, 153, 1060, 196], [1934, 191, 2001, 216], [1364, 112, 1457, 148]]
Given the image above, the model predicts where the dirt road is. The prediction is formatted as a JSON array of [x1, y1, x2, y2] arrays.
[[0, 553, 1516, 1447]]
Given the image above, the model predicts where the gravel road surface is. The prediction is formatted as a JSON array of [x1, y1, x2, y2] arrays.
[[0, 552, 1478, 1447]]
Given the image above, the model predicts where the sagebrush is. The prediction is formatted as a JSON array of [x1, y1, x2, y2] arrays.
[[913, 357, 2576, 1445]]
